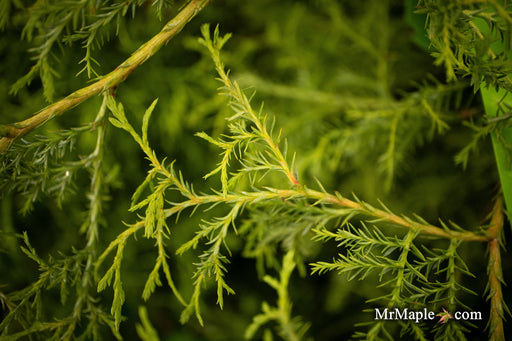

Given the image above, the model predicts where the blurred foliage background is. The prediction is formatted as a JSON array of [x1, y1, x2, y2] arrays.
[[1, 0, 510, 340]]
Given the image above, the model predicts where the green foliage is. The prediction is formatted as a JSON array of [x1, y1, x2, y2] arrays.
[[245, 251, 310, 341], [1, 1, 512, 341], [311, 226, 477, 340], [8, 0, 177, 101], [418, 0, 512, 230], [1, 124, 89, 213], [418, 0, 512, 88]]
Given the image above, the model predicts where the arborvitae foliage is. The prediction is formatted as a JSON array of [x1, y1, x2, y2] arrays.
[[0, 1, 511, 340]]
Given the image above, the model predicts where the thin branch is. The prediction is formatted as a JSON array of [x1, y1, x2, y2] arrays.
[[487, 196, 507, 341], [159, 187, 488, 242], [305, 188, 488, 242], [0, 0, 210, 152]]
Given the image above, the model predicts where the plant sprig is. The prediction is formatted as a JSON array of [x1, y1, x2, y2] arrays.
[[96, 25, 492, 334]]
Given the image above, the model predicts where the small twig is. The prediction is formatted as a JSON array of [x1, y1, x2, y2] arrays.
[[487, 196, 506, 341], [307, 188, 489, 242], [0, 0, 210, 152]]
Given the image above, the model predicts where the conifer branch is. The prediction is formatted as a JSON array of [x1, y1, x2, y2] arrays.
[[160, 187, 488, 242], [305, 188, 488, 242], [3, 1, 510, 340], [99, 25, 490, 331], [199, 24, 300, 187], [0, 0, 210, 153]]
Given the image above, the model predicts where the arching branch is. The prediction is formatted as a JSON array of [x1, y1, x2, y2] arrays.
[[0, 0, 210, 152]]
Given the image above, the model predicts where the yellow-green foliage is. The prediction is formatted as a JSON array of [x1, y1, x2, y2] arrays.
[[1, 1, 511, 341]]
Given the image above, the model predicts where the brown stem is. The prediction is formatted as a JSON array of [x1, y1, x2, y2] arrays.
[[162, 187, 489, 242], [487, 197, 506, 341], [0, 0, 210, 152], [307, 188, 489, 242]]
